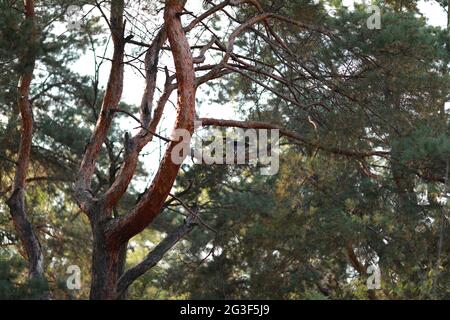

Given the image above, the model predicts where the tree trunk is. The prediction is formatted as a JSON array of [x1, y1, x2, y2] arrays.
[[7, 189, 44, 280], [75, 0, 199, 299], [90, 242, 120, 300], [89, 207, 121, 300], [115, 242, 129, 299]]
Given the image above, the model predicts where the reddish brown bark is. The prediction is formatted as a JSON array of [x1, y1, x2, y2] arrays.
[[75, 0, 125, 213], [72, 0, 126, 299], [102, 28, 168, 210], [116, 215, 198, 297], [72, 0, 353, 299], [6, 0, 46, 284], [2, 0, 391, 300], [74, 0, 197, 299], [105, 0, 196, 248]]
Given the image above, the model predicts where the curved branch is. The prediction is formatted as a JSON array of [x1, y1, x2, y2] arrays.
[[105, 0, 196, 248], [102, 29, 168, 210], [116, 216, 197, 297], [6, 0, 46, 283], [184, 0, 230, 32], [75, 0, 125, 212]]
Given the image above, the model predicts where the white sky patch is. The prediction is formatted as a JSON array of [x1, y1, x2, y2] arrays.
[[445, 101, 450, 114], [417, 0, 448, 27], [340, 0, 448, 28]]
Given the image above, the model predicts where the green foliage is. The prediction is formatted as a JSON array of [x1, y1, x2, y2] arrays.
[[0, 252, 49, 299]]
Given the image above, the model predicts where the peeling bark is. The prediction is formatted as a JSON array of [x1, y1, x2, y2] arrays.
[[73, 0, 340, 299]]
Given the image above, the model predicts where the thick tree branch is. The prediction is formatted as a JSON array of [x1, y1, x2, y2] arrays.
[[116, 215, 197, 297], [6, 0, 46, 283], [102, 28, 168, 210], [184, 0, 230, 32], [105, 0, 196, 248], [345, 244, 377, 300], [75, 0, 125, 212]]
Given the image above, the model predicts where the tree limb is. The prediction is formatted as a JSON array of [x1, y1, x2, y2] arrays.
[[75, 0, 125, 213], [105, 0, 197, 248], [6, 0, 46, 284], [116, 215, 197, 297]]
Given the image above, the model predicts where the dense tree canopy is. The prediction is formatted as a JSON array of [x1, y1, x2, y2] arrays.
[[0, 0, 449, 300]]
